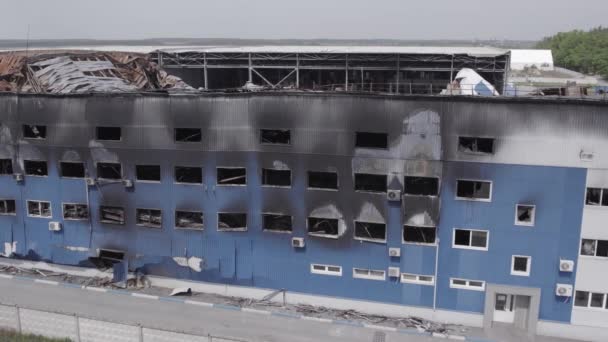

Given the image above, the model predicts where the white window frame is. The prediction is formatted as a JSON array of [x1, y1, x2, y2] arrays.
[[452, 228, 489, 251], [310, 263, 342, 276], [585, 187, 608, 208], [216, 167, 247, 187], [352, 268, 386, 281], [455, 179, 493, 202], [574, 290, 608, 310], [579, 238, 608, 259], [511, 255, 531, 277], [62, 202, 89, 221], [26, 200, 52, 218], [0, 199, 16, 216], [514, 204, 535, 226], [449, 278, 486, 291], [400, 273, 435, 285]]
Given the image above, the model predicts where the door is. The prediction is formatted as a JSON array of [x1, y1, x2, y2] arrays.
[[493, 293, 515, 323], [513, 295, 531, 330]]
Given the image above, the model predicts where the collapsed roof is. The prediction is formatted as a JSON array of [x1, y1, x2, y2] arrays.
[[0, 51, 193, 93]]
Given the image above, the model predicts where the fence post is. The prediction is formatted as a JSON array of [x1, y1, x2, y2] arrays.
[[74, 314, 81, 342], [15, 305, 21, 333], [139, 324, 144, 342]]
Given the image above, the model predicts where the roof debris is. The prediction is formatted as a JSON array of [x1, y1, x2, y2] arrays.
[[0, 51, 193, 93]]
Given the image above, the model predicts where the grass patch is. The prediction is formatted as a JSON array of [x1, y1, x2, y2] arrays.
[[0, 329, 71, 342]]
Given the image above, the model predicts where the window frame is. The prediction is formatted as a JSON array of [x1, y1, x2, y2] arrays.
[[452, 228, 489, 251], [216, 167, 247, 186], [307, 216, 340, 239], [307, 170, 339, 191], [0, 159, 13, 175], [174, 128, 202, 143], [354, 131, 388, 149], [261, 168, 292, 188], [174, 210, 204, 230], [514, 204, 536, 227], [402, 224, 437, 245], [96, 162, 122, 180], [99, 205, 126, 225], [400, 273, 435, 286], [354, 172, 388, 194], [403, 176, 440, 196], [59, 161, 86, 179], [580, 238, 608, 258], [585, 187, 608, 207], [353, 220, 387, 243], [574, 290, 608, 310], [174, 166, 203, 185], [262, 213, 293, 233], [62, 203, 89, 221], [0, 199, 16, 216], [217, 212, 248, 232], [511, 255, 531, 277], [23, 160, 48, 177], [22, 124, 47, 140], [310, 263, 342, 277], [259, 129, 291, 146], [26, 200, 52, 218], [352, 268, 386, 281], [457, 136, 495, 155], [95, 126, 122, 142], [455, 179, 493, 202], [135, 164, 162, 183], [135, 208, 162, 229], [449, 278, 486, 291]]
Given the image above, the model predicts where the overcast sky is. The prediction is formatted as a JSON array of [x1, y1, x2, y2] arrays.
[[1, 0, 606, 41]]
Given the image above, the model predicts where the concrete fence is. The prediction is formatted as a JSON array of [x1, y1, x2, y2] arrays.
[[0, 303, 246, 342]]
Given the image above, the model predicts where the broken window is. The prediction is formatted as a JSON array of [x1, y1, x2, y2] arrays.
[[515, 204, 535, 226], [404, 176, 439, 196], [100, 206, 125, 225], [403, 225, 436, 244], [22, 125, 47, 139], [136, 165, 161, 182], [354, 173, 387, 193], [308, 217, 339, 237], [60, 162, 85, 178], [27, 200, 51, 218], [456, 180, 491, 201], [24, 160, 48, 176], [63, 203, 89, 220], [217, 167, 246, 185], [97, 162, 122, 180], [0, 200, 16, 215], [585, 188, 608, 206], [0, 159, 13, 175], [175, 128, 202, 142], [458, 137, 494, 154], [175, 166, 203, 184], [262, 214, 292, 232], [136, 208, 162, 228], [217, 213, 247, 231], [175, 210, 204, 229], [98, 249, 125, 262], [453, 229, 488, 250], [355, 132, 388, 149], [262, 168, 291, 187], [96, 127, 121, 141], [354, 221, 386, 242], [260, 129, 290, 145], [308, 171, 338, 190]]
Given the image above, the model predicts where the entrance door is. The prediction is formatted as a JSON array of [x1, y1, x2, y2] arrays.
[[513, 295, 531, 330], [493, 293, 515, 323]]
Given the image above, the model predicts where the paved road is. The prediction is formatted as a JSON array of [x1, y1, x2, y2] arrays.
[[0, 277, 449, 342]]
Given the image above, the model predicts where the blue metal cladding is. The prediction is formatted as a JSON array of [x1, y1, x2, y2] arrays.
[[437, 162, 586, 322]]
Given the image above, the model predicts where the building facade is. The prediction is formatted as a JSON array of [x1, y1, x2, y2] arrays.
[[0, 93, 606, 338]]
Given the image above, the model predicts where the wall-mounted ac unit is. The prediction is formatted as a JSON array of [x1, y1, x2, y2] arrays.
[[559, 259, 574, 272], [13, 173, 23, 182], [123, 179, 133, 188], [387, 189, 401, 202], [292, 237, 305, 248], [85, 177, 96, 186], [389, 248, 401, 258], [48, 222, 62, 232], [388, 267, 400, 278], [555, 284, 573, 297]]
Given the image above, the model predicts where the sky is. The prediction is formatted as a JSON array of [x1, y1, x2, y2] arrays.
[[1, 0, 606, 41]]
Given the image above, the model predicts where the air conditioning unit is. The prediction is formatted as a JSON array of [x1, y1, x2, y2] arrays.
[[559, 259, 574, 272], [122, 179, 133, 188], [292, 237, 305, 248], [389, 248, 401, 258], [48, 221, 62, 232], [387, 189, 401, 202], [13, 173, 23, 182], [556, 284, 573, 297], [85, 177, 96, 186], [388, 267, 400, 278]]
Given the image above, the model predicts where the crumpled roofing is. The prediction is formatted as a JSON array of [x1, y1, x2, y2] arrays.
[[0, 51, 193, 94]]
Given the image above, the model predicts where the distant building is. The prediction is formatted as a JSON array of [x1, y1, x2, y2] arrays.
[[510, 49, 554, 71]]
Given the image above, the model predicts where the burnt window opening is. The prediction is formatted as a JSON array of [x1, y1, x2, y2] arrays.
[[354, 221, 386, 242], [24, 160, 48, 176], [63, 203, 89, 220], [217, 167, 246, 185], [585, 188, 608, 206], [136, 165, 161, 182], [98, 249, 125, 262], [308, 171, 338, 190], [23, 125, 47, 139], [175, 210, 204, 229], [404, 176, 439, 196], [175, 128, 202, 142], [100, 206, 125, 225], [27, 200, 51, 218], [97, 162, 122, 180], [516, 204, 535, 225], [96, 127, 121, 141], [263, 214, 292, 232], [0, 159, 13, 175], [456, 180, 492, 200], [260, 129, 291, 145], [175, 166, 203, 184], [262, 168, 291, 187], [403, 225, 437, 244], [458, 137, 494, 154], [308, 217, 339, 237], [218, 213, 247, 231], [354, 173, 387, 193], [60, 162, 85, 178], [355, 132, 388, 149], [0, 200, 16, 215], [136, 208, 162, 228]]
